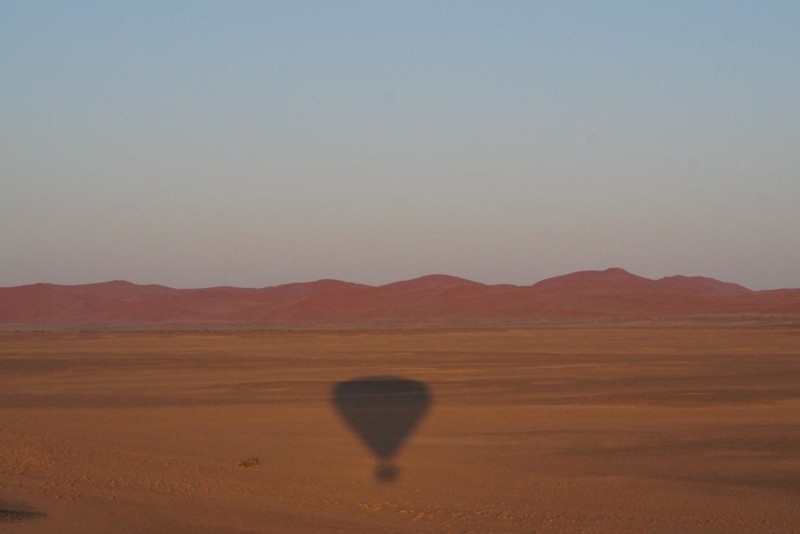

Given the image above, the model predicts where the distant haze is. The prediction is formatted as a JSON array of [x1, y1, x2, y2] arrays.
[[2, 2, 799, 290]]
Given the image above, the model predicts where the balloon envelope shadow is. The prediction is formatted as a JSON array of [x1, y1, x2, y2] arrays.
[[332, 377, 432, 482]]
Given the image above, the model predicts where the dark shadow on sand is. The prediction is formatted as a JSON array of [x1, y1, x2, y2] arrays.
[[332, 376, 432, 482], [0, 505, 45, 523]]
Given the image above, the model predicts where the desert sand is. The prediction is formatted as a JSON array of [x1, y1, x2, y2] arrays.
[[2, 326, 800, 532]]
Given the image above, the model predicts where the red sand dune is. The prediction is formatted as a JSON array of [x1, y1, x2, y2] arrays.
[[654, 275, 751, 295], [1, 268, 798, 328]]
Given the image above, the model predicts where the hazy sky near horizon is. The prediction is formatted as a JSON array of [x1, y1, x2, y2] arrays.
[[2, 1, 799, 290]]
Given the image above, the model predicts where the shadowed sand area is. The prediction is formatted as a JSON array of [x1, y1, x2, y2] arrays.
[[2, 326, 800, 532]]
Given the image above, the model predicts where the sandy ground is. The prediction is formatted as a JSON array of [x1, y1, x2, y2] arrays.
[[2, 326, 800, 533]]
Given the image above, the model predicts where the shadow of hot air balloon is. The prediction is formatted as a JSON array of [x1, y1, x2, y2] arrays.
[[332, 376, 432, 482]]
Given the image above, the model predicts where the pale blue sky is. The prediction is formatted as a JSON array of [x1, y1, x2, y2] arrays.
[[2, 1, 799, 289]]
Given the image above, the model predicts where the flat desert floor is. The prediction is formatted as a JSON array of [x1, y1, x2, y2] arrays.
[[2, 326, 800, 533]]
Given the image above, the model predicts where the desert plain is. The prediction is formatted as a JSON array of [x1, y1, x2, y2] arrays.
[[2, 325, 800, 533]]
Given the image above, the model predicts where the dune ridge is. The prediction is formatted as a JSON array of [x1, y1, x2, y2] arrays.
[[1, 268, 798, 328]]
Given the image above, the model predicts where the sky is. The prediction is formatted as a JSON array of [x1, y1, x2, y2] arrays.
[[2, 1, 799, 290]]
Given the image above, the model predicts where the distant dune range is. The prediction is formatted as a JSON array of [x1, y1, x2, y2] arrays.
[[1, 268, 799, 328]]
